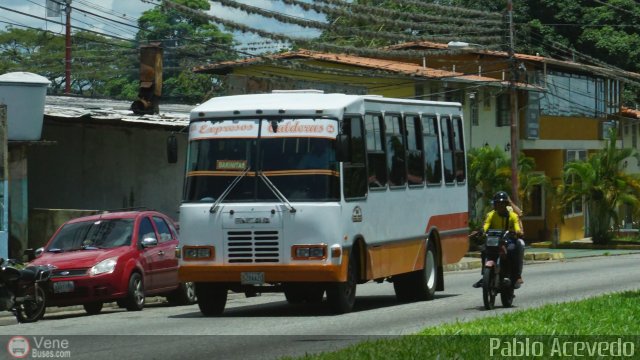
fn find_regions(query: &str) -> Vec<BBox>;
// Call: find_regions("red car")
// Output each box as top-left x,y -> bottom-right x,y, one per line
29,210 -> 196,315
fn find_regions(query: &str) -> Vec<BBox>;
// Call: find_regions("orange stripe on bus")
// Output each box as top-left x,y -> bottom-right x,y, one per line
179,254 -> 349,283
366,239 -> 426,280
425,212 -> 469,265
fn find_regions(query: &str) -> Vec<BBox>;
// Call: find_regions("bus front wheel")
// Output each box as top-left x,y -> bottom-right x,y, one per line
195,283 -> 227,316
326,253 -> 358,314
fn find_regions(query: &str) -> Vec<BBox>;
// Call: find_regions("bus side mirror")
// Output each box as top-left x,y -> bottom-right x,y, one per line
167,134 -> 178,164
336,134 -> 350,162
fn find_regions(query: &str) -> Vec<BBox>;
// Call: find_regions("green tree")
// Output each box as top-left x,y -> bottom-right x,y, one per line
559,129 -> 640,244
0,27 -> 138,97
136,0 -> 236,103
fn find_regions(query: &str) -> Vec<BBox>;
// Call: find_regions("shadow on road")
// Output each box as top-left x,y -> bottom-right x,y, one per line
169,293 -> 460,319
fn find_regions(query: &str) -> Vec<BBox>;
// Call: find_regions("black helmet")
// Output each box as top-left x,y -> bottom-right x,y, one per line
492,191 -> 509,205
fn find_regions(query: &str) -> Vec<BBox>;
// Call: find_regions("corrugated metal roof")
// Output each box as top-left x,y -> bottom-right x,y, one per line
44,96 -> 191,128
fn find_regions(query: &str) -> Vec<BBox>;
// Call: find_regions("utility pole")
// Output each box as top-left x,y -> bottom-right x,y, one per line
65,0 -> 72,94
507,0 -> 519,205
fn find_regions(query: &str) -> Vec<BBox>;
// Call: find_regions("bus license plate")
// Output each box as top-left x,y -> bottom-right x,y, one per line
241,272 -> 264,285
53,281 -> 75,294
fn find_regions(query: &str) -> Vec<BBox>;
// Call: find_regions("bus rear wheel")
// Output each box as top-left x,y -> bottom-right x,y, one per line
326,253 -> 357,314
393,241 -> 437,302
195,283 -> 227,316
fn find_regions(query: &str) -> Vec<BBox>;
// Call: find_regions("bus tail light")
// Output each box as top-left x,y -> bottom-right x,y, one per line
183,246 -> 215,261
292,245 -> 327,260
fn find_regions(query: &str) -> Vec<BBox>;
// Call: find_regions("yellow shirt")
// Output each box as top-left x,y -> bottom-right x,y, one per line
482,209 -> 522,233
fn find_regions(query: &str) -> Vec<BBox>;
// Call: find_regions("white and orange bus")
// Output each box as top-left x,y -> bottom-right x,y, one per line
177,90 -> 469,315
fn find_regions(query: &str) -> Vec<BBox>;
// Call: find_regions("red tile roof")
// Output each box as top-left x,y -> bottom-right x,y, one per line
193,49 -> 540,90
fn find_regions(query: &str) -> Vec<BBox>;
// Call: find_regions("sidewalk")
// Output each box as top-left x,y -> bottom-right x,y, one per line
444,245 -> 640,272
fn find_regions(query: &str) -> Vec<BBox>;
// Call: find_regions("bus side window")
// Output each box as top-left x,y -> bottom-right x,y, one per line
385,113 -> 407,187
440,116 -> 455,184
365,113 -> 387,189
422,115 -> 442,185
453,116 -> 466,183
405,114 -> 424,186
343,116 -> 368,199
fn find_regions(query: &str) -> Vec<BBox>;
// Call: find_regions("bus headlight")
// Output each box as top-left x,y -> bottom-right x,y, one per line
292,245 -> 327,260
183,246 -> 215,261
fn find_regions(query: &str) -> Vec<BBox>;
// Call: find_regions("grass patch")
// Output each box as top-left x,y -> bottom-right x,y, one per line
286,290 -> 640,360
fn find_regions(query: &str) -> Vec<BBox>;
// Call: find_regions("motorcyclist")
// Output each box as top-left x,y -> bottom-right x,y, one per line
472,191 -> 525,289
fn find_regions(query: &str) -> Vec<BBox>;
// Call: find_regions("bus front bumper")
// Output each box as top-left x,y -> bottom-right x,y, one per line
179,262 -> 348,283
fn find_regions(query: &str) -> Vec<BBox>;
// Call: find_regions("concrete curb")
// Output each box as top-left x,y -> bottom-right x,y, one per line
444,251 -> 564,273
530,242 -> 640,250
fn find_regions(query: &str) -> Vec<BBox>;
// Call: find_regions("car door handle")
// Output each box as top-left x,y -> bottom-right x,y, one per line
158,251 -> 165,256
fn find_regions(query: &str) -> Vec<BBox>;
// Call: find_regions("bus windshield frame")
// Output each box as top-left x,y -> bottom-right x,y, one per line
183,117 -> 340,203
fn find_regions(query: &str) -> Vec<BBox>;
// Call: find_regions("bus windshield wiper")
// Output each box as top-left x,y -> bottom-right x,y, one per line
210,167 -> 250,213
258,171 -> 296,213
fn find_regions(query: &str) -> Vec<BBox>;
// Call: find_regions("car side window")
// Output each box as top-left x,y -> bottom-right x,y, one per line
153,216 -> 174,243
138,217 -> 157,244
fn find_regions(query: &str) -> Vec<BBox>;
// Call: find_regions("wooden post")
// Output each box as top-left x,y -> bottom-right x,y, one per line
0,105 -> 8,259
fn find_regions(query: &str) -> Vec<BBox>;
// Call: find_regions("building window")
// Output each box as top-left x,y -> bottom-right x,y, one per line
523,175 -> 545,220
496,93 -> 510,127
564,150 -> 587,217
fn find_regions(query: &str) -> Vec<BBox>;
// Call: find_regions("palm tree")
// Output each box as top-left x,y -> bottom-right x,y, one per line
467,146 -> 510,226
558,128 -> 640,244
467,146 -> 549,227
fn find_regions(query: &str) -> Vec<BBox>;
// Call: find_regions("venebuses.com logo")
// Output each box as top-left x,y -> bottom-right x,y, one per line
6,336 -> 71,358
7,336 -> 30,359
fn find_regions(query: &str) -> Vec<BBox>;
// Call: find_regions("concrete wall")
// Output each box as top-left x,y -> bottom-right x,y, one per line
27,121 -> 187,228
28,208 -> 101,250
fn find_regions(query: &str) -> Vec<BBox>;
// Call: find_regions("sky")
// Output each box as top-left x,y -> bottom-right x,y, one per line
0,0 -> 324,55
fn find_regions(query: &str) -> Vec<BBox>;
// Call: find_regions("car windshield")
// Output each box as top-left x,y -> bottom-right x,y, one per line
47,219 -> 134,251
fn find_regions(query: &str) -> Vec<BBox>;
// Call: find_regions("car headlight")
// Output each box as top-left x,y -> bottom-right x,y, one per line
90,257 -> 118,276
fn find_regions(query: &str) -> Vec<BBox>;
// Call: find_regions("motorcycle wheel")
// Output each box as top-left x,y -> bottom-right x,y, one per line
501,286 -> 514,308
482,267 -> 496,310
15,286 -> 46,323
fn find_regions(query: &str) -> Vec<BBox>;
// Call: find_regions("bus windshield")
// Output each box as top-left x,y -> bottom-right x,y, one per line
183,118 -> 340,203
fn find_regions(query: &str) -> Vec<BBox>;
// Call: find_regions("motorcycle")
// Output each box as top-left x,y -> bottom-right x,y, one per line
0,258 -> 51,323
481,229 -> 518,310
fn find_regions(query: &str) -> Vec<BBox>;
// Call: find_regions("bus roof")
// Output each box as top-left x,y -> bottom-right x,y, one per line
190,92 -> 461,121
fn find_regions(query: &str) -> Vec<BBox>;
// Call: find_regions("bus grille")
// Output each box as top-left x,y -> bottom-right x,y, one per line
226,230 -> 280,263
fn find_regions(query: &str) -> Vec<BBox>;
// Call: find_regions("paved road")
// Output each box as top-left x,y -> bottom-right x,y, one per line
0,254 -> 638,359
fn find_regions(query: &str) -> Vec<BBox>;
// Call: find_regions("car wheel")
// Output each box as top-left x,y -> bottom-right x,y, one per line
125,273 -> 145,311
167,282 -> 197,306
83,302 -> 103,315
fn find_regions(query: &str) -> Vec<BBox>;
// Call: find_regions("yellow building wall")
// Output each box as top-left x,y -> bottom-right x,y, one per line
521,149 -> 585,243
232,63 -> 415,98
539,116 -> 600,140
